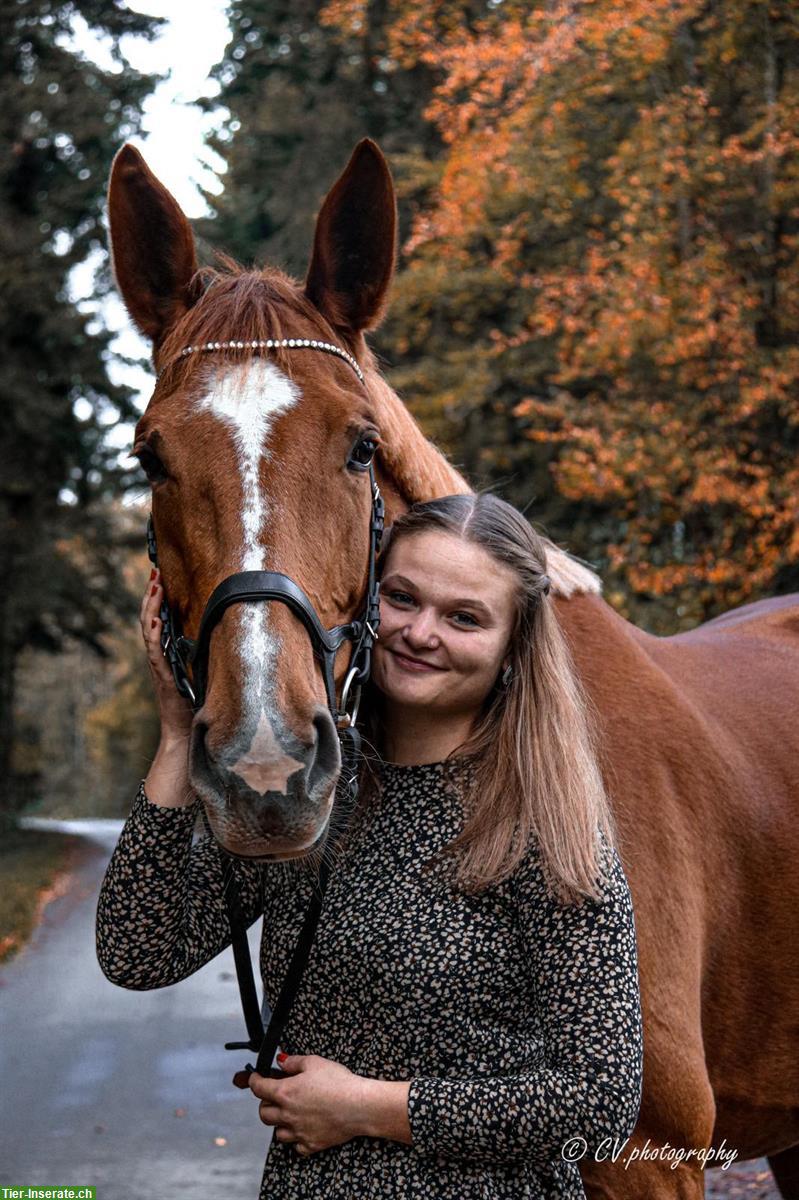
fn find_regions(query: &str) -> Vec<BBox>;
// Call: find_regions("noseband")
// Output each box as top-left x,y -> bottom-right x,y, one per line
146,336 -> 385,800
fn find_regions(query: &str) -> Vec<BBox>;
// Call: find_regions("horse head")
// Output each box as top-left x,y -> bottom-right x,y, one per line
107,138 -> 449,861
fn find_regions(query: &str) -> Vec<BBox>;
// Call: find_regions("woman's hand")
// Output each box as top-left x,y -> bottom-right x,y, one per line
141,568 -> 194,808
245,1056 -> 376,1156
140,567 -> 193,740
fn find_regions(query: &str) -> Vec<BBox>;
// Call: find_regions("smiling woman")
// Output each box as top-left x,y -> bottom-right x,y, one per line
374,532 -> 519,737
97,489 -> 643,1200
96,137 -> 642,1199
359,492 -> 611,903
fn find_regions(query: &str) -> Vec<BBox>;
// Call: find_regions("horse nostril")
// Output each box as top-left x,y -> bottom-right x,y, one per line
308,707 -> 341,798
191,720 -> 218,775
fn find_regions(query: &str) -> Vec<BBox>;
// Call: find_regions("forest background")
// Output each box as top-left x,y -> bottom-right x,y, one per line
3,0 -> 798,825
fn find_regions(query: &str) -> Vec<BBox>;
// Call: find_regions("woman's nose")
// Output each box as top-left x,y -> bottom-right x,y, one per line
403,612 -> 440,648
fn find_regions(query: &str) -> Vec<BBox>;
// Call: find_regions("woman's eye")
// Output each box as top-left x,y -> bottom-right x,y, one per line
452,612 -> 479,627
134,446 -> 168,485
348,435 -> 378,470
386,589 -> 414,605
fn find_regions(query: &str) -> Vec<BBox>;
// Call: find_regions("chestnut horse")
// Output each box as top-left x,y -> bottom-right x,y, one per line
107,138 -> 799,1198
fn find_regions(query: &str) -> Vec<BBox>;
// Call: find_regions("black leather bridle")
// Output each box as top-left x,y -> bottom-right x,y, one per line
146,459 -> 384,797
143,337 -> 386,1080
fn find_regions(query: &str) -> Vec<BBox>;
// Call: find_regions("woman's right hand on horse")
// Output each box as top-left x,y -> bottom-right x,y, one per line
141,568 -> 195,808
141,568 -> 194,743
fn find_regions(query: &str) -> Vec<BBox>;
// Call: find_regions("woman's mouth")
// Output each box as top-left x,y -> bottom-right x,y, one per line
389,649 -> 444,673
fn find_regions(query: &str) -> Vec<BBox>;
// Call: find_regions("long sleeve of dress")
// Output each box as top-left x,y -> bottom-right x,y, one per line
95,781 -> 267,990
405,828 -> 644,1165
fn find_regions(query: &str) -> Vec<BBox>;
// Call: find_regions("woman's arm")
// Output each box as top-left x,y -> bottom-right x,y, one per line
399,830 -> 644,1164
95,781 -> 267,989
95,568 -> 268,989
143,729 -> 194,809
358,1080 -> 413,1144
139,567 -> 196,808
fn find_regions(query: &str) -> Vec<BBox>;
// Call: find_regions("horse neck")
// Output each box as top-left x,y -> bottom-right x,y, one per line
364,365 -> 469,509
363,356 -> 606,603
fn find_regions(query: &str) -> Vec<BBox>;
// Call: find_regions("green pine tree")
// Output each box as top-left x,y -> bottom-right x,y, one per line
0,1 -> 162,820
199,0 -> 441,274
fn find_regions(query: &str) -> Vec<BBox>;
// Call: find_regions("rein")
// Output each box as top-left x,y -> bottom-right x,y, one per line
145,336 -> 385,1079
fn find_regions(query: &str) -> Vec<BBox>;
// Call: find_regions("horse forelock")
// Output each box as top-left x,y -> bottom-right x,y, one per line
154,258 -> 353,388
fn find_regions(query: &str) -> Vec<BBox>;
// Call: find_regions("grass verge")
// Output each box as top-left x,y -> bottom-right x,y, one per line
0,826 -> 84,964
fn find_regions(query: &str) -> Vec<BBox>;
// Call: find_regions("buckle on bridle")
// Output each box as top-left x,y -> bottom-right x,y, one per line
338,665 -> 362,727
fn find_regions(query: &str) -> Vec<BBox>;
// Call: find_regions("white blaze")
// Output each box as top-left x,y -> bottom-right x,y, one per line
196,360 -> 304,791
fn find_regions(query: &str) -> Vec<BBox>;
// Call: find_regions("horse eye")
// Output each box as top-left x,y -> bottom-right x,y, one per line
135,445 -> 168,485
348,435 -> 378,471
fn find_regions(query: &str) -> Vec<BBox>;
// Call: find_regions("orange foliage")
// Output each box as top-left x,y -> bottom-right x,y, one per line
320,0 -> 799,612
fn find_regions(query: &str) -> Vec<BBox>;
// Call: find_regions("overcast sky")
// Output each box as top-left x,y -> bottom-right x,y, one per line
70,0 -> 232,442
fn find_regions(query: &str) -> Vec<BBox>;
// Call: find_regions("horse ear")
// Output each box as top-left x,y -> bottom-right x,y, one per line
304,138 -> 397,336
107,144 -> 199,346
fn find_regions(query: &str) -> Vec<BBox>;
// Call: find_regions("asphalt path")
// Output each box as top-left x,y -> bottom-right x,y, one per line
0,818 -> 269,1200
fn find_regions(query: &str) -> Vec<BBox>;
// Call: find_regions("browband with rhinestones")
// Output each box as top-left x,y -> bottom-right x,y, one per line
158,337 -> 365,384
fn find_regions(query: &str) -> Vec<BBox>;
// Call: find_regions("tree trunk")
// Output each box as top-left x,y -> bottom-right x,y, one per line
0,517 -> 18,826
758,5 -> 783,347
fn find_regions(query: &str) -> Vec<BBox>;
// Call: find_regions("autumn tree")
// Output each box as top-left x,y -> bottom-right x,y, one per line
320,0 -> 799,629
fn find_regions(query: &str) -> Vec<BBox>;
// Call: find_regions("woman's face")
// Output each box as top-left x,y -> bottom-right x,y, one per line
371,530 -> 519,718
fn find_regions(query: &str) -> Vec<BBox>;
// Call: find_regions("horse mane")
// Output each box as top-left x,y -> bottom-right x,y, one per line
157,257 -> 602,601
360,348 -> 602,601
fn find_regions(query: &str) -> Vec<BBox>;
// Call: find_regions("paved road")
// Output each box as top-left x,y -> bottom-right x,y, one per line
0,818 -> 269,1200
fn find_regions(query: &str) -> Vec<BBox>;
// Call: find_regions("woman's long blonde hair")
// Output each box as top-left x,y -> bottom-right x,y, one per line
358,492 -> 617,906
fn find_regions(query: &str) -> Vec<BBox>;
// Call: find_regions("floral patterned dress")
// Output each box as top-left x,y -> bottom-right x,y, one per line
96,759 -> 643,1199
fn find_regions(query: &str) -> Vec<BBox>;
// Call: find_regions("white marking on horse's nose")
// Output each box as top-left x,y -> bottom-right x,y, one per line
229,710 -> 305,796
196,359 -> 300,576
196,359 -> 301,728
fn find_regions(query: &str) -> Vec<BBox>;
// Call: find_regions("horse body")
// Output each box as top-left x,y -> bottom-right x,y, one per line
668,600 -> 799,1158
553,589 -> 799,1191
108,136 -> 799,1196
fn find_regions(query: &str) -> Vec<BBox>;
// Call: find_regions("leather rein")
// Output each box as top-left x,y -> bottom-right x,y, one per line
145,337 -> 385,1080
